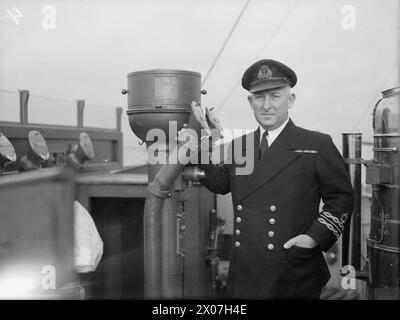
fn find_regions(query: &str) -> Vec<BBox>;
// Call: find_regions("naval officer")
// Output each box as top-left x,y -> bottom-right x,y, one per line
198,59 -> 354,299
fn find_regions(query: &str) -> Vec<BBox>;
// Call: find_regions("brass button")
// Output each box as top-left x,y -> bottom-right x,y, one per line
235,241 -> 241,248
236,217 -> 242,223
267,243 -> 274,250
269,205 -> 277,212
268,231 -> 275,238
235,229 -> 241,235
237,205 -> 243,211
269,218 -> 276,225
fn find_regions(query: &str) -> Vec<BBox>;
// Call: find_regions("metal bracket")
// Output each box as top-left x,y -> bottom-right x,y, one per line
372,147 -> 399,152
343,158 -> 366,165
147,183 -> 173,199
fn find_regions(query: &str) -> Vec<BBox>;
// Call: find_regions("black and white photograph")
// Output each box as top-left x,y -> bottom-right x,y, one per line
0,0 -> 399,307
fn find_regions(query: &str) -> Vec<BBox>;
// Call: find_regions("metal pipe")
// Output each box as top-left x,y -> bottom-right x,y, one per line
143,114 -> 203,299
116,107 -> 123,131
19,90 -> 29,125
76,100 -> 85,128
342,133 -> 362,270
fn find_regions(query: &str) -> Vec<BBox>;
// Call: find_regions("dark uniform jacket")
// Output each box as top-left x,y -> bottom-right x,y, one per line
199,119 -> 354,299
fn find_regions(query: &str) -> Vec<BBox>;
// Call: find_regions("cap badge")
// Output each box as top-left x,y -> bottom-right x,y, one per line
257,65 -> 272,80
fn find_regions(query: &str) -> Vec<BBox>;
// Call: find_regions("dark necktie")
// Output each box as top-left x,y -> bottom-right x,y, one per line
259,130 -> 269,160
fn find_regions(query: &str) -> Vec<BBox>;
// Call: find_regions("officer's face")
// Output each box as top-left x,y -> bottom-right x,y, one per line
248,86 -> 295,131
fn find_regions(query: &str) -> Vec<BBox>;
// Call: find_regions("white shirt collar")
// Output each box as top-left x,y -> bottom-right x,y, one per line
259,117 -> 290,147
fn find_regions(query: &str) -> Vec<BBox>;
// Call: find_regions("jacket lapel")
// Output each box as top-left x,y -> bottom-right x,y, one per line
236,119 -> 300,202
231,128 -> 259,197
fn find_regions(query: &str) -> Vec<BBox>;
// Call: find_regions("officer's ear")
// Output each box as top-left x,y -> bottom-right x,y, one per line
288,92 -> 296,109
247,95 -> 255,110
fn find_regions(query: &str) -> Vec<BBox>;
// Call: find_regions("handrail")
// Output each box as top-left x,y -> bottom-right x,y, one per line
0,89 -> 122,131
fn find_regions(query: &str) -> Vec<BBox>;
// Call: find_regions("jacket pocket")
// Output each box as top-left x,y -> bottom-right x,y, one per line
283,246 -> 331,294
285,246 -> 320,267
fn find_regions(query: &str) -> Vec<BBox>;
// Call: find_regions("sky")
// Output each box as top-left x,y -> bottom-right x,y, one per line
0,0 -> 398,166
